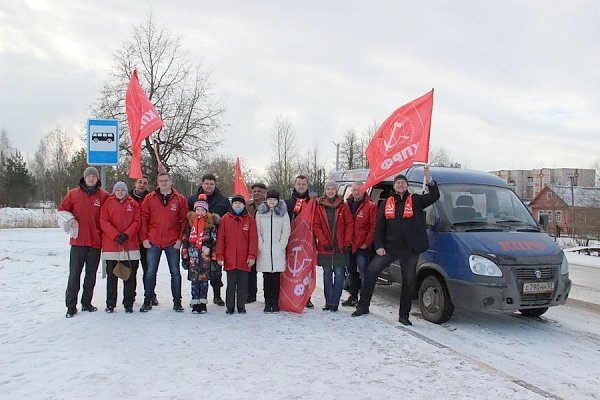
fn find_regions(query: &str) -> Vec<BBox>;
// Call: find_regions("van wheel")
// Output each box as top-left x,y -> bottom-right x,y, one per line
107,139 -> 112,143
419,275 -> 454,324
93,138 -> 98,143
519,307 -> 548,317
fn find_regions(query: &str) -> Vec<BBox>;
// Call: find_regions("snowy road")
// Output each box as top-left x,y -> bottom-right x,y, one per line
1,228 -> 600,399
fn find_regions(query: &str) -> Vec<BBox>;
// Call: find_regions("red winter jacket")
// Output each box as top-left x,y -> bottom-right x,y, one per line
347,194 -> 378,252
216,210 -> 258,272
58,179 -> 110,248
99,195 -> 141,252
140,188 -> 188,248
314,195 -> 353,255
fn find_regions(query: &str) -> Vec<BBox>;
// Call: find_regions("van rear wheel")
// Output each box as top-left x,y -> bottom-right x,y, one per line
519,307 -> 548,317
418,274 -> 454,324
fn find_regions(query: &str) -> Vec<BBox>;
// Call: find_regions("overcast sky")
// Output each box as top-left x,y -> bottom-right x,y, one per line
1,0 -> 599,177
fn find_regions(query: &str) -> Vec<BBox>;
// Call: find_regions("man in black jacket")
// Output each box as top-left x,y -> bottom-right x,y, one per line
352,166 -> 439,325
188,173 -> 232,306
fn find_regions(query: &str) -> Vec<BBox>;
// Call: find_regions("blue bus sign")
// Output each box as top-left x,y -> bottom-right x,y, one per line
87,119 -> 119,165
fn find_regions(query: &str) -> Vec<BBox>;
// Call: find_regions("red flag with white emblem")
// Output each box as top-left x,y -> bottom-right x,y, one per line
279,198 -> 317,313
362,90 -> 433,190
233,158 -> 250,201
125,70 -> 164,179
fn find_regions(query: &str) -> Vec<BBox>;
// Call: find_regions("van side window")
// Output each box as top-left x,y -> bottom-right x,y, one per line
370,184 -> 392,208
342,186 -> 352,200
337,185 -> 346,197
410,184 -> 435,227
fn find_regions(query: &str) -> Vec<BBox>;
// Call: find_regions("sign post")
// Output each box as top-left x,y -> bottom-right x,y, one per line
87,119 -> 119,188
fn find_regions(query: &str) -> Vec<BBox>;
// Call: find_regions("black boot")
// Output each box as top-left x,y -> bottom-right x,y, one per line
105,306 -> 114,313
198,303 -> 207,313
82,304 -> 98,312
351,307 -> 370,317
329,305 -> 339,312
140,299 -> 152,312
305,298 -> 314,309
398,316 -> 412,326
272,301 -> 280,313
173,300 -> 184,312
65,307 -> 77,318
192,304 -> 201,314
151,294 -> 159,306
342,295 -> 358,307
322,305 -> 331,311
213,289 -> 225,306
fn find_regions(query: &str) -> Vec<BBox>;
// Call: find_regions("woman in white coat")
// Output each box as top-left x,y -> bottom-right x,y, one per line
256,190 -> 291,312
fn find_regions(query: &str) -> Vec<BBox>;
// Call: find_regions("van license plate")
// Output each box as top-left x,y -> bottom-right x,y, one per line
523,282 -> 554,294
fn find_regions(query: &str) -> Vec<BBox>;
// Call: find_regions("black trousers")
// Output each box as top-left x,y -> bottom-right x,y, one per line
248,265 -> 258,300
357,253 -> 419,318
262,272 -> 281,306
225,270 -> 249,311
65,245 -> 101,309
106,260 -> 139,308
210,261 -> 223,291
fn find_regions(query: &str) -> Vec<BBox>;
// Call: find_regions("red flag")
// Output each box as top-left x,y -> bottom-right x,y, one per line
362,90 -> 434,190
233,158 -> 250,201
279,198 -> 317,313
125,70 -> 164,179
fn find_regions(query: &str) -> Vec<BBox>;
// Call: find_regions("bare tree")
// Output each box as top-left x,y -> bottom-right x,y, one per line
428,145 -> 456,167
593,160 -> 600,187
300,140 -> 327,195
93,14 -> 225,175
266,117 -> 299,196
339,129 -> 358,170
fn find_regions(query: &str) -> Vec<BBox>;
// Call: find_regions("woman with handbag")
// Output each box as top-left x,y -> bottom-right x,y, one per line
99,181 -> 142,313
181,194 -> 220,314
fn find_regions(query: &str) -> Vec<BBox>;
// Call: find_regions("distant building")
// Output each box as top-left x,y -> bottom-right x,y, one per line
528,185 -> 600,237
490,168 -> 596,201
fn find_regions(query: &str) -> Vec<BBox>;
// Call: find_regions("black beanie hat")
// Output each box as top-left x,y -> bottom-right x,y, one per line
266,190 -> 280,201
231,194 -> 246,205
393,174 -> 408,184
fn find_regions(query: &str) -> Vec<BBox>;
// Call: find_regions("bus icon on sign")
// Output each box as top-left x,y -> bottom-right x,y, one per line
92,132 -> 115,143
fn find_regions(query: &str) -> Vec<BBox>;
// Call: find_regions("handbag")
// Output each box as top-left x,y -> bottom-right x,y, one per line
113,247 -> 132,281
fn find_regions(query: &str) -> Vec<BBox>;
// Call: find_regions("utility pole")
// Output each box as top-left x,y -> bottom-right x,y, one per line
569,169 -> 579,238
332,141 -> 340,171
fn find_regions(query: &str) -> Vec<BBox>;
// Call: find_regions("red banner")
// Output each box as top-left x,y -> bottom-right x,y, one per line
279,198 -> 317,313
362,90 -> 434,190
233,158 -> 250,201
125,70 -> 164,179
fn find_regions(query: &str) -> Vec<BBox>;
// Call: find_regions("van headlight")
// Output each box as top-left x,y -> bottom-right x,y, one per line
469,255 -> 503,277
561,256 -> 569,275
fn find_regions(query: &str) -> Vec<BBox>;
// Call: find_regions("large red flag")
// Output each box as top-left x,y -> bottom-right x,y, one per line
362,89 -> 434,190
233,158 -> 250,201
125,70 -> 164,179
279,198 -> 317,313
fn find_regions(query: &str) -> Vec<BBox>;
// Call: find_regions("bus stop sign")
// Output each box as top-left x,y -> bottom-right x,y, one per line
87,119 -> 119,165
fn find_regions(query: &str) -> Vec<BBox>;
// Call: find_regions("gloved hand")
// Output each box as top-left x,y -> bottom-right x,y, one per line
343,245 -> 352,255
116,233 -> 128,244
324,245 -> 333,251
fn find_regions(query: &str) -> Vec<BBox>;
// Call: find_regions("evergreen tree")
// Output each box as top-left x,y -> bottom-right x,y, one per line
1,150 -> 34,207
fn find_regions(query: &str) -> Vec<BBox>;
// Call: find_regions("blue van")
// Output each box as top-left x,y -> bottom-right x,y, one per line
329,166 -> 572,323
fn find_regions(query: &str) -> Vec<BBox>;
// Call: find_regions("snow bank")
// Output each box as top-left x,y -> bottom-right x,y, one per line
0,207 -> 57,228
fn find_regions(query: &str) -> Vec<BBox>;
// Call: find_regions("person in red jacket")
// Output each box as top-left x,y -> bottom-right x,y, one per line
139,172 -> 188,313
216,194 -> 258,314
314,181 -> 353,312
342,182 -> 378,307
58,167 -> 110,318
100,181 -> 141,313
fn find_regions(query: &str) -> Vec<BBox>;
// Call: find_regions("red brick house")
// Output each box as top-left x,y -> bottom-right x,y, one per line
528,185 -> 600,237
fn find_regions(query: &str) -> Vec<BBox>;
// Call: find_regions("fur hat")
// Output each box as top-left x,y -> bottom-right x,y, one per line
112,181 -> 128,193
83,166 -> 99,179
231,194 -> 246,205
194,193 -> 209,211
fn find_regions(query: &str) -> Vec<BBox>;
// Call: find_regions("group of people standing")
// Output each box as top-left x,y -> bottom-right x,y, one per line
59,164 -> 439,326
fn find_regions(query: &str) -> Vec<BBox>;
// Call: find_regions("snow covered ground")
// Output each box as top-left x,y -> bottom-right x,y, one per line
2,228 -> 600,399
0,207 -> 57,228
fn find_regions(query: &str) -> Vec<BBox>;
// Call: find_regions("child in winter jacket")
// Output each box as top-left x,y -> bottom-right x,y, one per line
256,190 -> 290,312
216,194 -> 258,314
182,194 -> 219,314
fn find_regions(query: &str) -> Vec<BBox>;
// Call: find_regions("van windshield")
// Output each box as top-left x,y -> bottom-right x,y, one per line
438,184 -> 537,227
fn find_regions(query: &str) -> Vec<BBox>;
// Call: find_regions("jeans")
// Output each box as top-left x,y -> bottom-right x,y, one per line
322,265 -> 346,306
65,245 -> 101,309
357,253 -> 418,318
145,245 -> 181,302
347,249 -> 370,298
191,280 -> 209,303
106,260 -> 139,308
